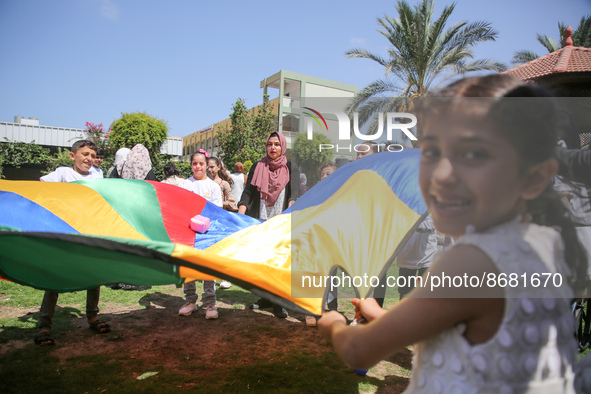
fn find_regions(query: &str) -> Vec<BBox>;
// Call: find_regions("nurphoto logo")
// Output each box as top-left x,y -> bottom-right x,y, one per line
303,108 -> 417,153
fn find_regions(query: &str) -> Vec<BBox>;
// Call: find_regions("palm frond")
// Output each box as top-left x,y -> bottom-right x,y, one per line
345,0 -> 503,128
511,50 -> 539,66
457,59 -> 507,73
345,48 -> 389,67
536,33 -> 560,53
573,15 -> 591,47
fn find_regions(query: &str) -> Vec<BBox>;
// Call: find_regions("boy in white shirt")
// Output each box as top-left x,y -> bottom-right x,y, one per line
40,141 -> 101,182
35,140 -> 110,345
89,148 -> 104,178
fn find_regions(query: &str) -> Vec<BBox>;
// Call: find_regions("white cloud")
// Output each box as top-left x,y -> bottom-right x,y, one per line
100,0 -> 119,20
349,37 -> 366,46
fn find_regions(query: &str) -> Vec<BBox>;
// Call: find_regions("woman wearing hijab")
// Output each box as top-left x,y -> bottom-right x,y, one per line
107,144 -> 156,291
107,147 -> 131,178
119,144 -> 157,181
238,131 -> 300,318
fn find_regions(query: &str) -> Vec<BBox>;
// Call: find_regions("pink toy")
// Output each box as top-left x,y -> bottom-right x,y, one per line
190,215 -> 210,234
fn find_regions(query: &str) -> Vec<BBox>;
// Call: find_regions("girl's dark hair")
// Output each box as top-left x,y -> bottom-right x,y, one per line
208,157 -> 233,185
190,151 -> 207,162
163,162 -> 180,178
427,74 -> 588,294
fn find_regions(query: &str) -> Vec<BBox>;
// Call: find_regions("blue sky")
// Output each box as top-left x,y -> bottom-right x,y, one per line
1,0 -> 589,138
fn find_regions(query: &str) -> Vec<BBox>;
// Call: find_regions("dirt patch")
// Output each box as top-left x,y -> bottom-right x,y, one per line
1,288 -> 412,392
48,296 -> 331,366
0,306 -> 39,319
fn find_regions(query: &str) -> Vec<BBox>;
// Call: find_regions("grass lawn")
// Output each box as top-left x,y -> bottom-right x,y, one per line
0,267 -> 413,394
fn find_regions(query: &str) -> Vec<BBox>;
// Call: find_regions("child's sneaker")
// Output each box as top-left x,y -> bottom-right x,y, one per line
205,305 -> 218,320
219,280 -> 232,289
179,302 -> 197,316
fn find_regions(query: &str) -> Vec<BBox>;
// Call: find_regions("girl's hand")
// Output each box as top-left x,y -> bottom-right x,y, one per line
318,311 -> 347,340
352,298 -> 385,323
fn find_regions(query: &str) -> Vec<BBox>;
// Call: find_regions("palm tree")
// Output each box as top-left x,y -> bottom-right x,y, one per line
346,0 -> 506,130
512,15 -> 591,66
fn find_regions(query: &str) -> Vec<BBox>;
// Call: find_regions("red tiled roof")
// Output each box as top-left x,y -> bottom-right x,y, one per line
504,46 -> 591,80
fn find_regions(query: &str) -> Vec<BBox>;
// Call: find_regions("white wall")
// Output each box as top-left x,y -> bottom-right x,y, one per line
304,83 -> 355,98
0,122 -> 183,156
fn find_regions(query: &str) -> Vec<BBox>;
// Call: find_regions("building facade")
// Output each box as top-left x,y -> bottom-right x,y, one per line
182,70 -> 358,158
1,117 -> 183,156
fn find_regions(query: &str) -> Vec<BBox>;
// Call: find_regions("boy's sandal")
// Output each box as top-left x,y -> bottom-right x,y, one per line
89,320 -> 111,334
34,330 -> 55,346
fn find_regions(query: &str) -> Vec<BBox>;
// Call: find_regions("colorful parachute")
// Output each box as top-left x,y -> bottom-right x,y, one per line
0,149 -> 426,315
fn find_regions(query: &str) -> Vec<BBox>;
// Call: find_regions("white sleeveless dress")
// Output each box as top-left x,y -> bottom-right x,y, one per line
404,218 -> 577,394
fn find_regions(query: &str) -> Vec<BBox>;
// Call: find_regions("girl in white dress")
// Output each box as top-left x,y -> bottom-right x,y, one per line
318,74 -> 588,393
178,150 -> 222,320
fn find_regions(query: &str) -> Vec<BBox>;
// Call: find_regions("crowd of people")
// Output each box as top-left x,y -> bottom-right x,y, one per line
31,73 -> 591,392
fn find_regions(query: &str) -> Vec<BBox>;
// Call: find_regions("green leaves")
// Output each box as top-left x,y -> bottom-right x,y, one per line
217,95 -> 277,170
0,139 -> 52,178
511,14 -> 591,66
109,112 -> 169,163
291,133 -> 333,187
345,0 -> 506,132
